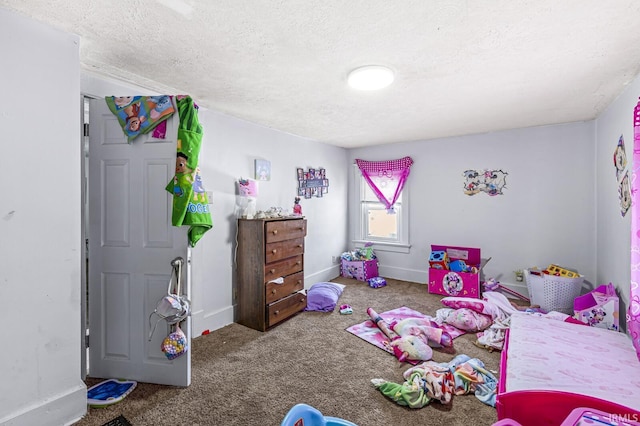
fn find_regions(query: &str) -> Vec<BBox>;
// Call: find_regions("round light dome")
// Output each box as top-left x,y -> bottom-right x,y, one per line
347,65 -> 395,90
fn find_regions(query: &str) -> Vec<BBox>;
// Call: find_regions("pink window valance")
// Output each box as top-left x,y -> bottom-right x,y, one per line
356,156 -> 413,213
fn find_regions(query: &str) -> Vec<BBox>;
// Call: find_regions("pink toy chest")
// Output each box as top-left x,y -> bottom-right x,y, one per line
428,245 -> 483,298
341,259 -> 378,282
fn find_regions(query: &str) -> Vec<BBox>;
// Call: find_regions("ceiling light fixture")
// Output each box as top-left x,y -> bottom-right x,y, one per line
347,65 -> 395,90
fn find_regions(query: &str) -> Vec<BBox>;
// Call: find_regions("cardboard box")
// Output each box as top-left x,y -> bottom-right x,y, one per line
428,245 -> 486,298
341,259 -> 378,282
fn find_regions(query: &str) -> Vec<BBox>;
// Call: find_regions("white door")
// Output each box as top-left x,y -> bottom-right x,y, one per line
88,98 -> 191,386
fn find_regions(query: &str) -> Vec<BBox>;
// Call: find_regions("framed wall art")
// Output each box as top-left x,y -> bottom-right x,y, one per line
297,167 -> 329,198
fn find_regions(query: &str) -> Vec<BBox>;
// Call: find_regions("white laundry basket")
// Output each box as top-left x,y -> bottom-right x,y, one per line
524,269 -> 584,314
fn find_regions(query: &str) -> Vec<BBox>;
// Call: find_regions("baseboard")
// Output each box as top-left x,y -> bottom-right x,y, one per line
191,305 -> 234,338
378,265 -> 427,284
0,383 -> 87,426
304,265 -> 341,288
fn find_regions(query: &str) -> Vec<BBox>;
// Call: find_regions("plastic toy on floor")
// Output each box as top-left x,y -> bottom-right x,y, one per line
280,403 -> 357,426
483,278 -> 531,304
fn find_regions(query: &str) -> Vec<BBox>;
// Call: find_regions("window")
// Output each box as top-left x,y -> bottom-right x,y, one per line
353,166 -> 410,253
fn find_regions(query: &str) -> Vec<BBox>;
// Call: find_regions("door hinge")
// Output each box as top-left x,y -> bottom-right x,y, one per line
85,334 -> 90,348
83,123 -> 90,137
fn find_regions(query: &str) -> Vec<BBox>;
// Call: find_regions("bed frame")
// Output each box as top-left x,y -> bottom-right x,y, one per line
496,314 -> 640,425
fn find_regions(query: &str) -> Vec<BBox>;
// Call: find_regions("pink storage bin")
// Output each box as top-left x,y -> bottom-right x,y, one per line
428,245 -> 486,298
340,259 -> 378,282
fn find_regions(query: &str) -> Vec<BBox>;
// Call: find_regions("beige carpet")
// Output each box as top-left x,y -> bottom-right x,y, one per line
75,277 -> 502,426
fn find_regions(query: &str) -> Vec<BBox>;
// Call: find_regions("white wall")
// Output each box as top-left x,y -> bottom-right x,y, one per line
189,110 -> 349,335
0,9 -> 87,426
348,121 -> 597,296
595,74 -> 640,328
81,76 -> 350,337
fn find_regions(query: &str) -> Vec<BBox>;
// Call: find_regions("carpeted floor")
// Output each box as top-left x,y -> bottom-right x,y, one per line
74,277 -> 502,426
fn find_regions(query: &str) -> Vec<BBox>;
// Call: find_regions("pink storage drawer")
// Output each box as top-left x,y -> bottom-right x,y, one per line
340,259 -> 378,282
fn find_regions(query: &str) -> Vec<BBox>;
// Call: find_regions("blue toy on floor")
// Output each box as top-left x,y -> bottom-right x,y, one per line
281,403 -> 358,426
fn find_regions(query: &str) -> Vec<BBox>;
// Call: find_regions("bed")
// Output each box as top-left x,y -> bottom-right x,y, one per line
496,312 -> 640,425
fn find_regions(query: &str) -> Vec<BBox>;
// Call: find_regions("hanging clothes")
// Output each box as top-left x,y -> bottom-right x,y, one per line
105,95 -> 175,142
166,95 -> 212,247
356,156 -> 413,213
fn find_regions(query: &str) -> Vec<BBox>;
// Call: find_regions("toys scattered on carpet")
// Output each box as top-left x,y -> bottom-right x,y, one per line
367,277 -> 386,288
367,307 -> 454,363
339,304 -> 353,315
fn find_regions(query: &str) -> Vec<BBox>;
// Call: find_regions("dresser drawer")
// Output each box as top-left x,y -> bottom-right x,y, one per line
264,254 -> 303,282
265,219 -> 307,244
265,272 -> 304,304
267,291 -> 306,327
265,238 -> 304,263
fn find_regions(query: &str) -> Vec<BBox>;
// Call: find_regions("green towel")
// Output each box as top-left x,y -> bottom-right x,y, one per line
166,96 -> 212,247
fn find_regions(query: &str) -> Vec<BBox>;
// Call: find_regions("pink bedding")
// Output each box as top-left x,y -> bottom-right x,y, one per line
503,312 -> 640,413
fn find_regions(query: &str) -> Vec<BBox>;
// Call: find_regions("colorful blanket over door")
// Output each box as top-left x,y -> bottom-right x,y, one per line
105,95 -> 175,142
166,95 -> 212,247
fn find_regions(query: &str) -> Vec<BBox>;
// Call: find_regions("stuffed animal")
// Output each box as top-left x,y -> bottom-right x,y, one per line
367,308 -> 453,363
389,334 -> 433,363
390,318 -> 453,350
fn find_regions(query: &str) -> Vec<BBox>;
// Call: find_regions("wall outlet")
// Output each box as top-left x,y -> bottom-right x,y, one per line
331,255 -> 340,264
206,191 -> 214,204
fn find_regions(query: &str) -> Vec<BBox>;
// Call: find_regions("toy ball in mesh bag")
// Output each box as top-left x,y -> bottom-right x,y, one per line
161,326 -> 188,360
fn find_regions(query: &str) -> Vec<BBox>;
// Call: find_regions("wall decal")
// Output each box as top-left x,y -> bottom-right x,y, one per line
463,169 -> 508,196
619,171 -> 631,217
297,167 -> 329,199
614,134 -> 627,182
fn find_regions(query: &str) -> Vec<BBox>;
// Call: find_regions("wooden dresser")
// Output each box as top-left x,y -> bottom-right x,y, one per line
236,217 -> 307,331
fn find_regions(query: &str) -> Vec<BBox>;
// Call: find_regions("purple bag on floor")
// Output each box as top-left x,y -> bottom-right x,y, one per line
304,282 -> 345,312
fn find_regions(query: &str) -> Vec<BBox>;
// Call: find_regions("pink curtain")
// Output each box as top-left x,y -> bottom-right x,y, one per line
630,100 -> 640,360
356,157 -> 413,213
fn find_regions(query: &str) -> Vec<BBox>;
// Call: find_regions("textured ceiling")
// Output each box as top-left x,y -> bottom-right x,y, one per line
3,1 -> 640,148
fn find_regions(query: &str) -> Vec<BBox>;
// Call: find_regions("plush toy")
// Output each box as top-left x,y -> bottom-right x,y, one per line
367,308 -> 453,363
390,318 -> 454,351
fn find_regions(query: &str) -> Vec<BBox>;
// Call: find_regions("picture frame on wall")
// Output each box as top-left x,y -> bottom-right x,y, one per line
255,159 -> 271,181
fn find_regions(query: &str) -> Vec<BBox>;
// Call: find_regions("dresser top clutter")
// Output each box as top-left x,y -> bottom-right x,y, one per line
236,216 -> 307,331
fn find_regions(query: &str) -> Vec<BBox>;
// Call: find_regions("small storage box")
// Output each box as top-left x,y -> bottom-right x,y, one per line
428,245 -> 486,298
341,259 -> 378,282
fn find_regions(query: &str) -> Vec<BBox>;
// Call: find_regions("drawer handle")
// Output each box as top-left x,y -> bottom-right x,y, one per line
297,244 -> 303,248
272,249 -> 277,254
297,261 -> 301,265
274,310 -> 280,315
272,229 -> 278,235
297,280 -> 302,284
270,269 -> 276,274
300,298 -> 305,303
272,289 -> 277,294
